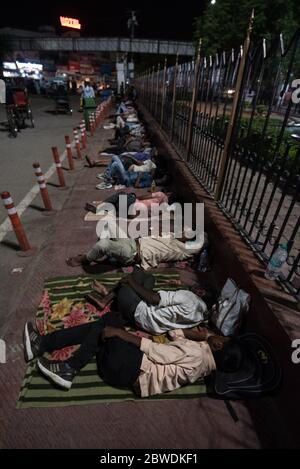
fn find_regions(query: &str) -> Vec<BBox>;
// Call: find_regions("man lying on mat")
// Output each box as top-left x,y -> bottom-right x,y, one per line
66,231 -> 203,270
87,266 -> 208,335
23,314 -> 235,396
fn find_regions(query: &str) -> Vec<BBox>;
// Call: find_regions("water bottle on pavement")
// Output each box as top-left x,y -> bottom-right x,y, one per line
151,180 -> 157,193
265,244 -> 288,280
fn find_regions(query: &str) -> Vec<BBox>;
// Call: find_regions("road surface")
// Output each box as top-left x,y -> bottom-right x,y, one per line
0,94 -> 92,224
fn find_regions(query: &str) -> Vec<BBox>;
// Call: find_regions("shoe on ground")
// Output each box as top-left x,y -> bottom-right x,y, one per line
23,322 -> 42,362
96,182 -> 113,190
103,123 -> 115,130
85,202 -> 98,213
97,174 -> 112,182
37,357 -> 76,390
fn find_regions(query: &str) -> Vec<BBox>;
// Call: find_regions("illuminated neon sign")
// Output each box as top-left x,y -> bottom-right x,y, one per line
60,16 -> 81,30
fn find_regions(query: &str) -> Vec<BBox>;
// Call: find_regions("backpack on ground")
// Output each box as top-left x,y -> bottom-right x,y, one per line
207,333 -> 282,401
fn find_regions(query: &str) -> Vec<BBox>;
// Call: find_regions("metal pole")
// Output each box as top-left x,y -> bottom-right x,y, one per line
148,67 -> 152,108
144,69 -> 148,106
143,71 -> 148,102
186,39 -> 202,162
171,54 -> 179,141
160,58 -> 168,127
151,66 -> 155,114
155,63 -> 161,119
145,68 -> 149,105
215,10 -> 255,200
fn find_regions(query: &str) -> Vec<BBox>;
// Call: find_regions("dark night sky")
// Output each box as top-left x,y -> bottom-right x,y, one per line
0,1 -> 206,41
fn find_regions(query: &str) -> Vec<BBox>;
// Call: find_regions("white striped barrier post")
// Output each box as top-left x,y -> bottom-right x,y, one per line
65,135 -> 74,170
96,108 -> 100,126
80,120 -> 87,148
73,128 -> 82,159
52,146 -> 66,187
89,114 -> 94,136
1,191 -> 35,255
33,163 -> 53,211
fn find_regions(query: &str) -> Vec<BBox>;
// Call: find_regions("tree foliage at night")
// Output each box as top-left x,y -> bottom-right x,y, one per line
194,0 -> 300,54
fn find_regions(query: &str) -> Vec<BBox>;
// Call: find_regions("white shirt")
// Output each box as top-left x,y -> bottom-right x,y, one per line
83,86 -> 95,99
134,290 -> 207,335
130,160 -> 156,173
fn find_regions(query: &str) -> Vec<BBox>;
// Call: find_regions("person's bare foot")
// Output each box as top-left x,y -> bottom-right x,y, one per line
66,255 -> 89,267
86,294 -> 112,310
92,280 -> 110,296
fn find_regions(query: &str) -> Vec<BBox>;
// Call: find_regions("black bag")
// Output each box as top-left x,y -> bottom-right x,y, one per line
208,333 -> 282,400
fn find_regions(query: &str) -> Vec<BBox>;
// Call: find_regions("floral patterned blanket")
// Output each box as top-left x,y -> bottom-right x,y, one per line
17,272 -> 207,409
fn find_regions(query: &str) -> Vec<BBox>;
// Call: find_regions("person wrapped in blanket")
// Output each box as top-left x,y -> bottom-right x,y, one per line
23,268 -> 236,396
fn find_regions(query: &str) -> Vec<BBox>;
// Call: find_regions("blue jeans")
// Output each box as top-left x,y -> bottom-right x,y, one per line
106,155 -> 129,185
104,155 -> 128,185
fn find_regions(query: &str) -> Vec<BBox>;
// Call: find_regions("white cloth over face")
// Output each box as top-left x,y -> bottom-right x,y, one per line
135,290 -> 207,335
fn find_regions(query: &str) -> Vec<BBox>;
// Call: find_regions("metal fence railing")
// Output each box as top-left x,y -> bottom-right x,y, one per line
135,23 -> 300,301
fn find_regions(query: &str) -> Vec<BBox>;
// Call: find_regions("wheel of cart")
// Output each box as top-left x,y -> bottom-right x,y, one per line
5,105 -> 18,138
27,104 -> 35,127
54,85 -> 72,115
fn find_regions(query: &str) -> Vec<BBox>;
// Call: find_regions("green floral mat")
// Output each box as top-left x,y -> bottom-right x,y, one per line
17,273 -> 207,408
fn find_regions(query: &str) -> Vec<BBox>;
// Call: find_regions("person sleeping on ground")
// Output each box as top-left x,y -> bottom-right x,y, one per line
108,116 -> 145,144
88,154 -> 156,179
86,153 -> 146,170
24,314 -> 237,395
85,191 -> 170,215
85,148 -> 156,168
115,113 -> 143,133
87,266 -> 208,335
66,230 -> 204,269
101,134 -> 152,155
86,154 -> 155,189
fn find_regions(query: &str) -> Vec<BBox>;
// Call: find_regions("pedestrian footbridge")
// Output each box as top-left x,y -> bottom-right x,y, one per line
10,37 -> 195,56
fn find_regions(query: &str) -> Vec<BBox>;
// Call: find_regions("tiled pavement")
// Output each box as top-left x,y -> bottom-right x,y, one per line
0,114 -> 262,449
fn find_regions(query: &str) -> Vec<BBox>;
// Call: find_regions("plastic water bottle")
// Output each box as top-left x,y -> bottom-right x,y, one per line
197,247 -> 210,272
265,244 -> 288,280
151,179 -> 157,193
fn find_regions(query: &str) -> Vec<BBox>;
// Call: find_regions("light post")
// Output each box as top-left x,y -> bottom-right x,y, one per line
127,10 -> 138,81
